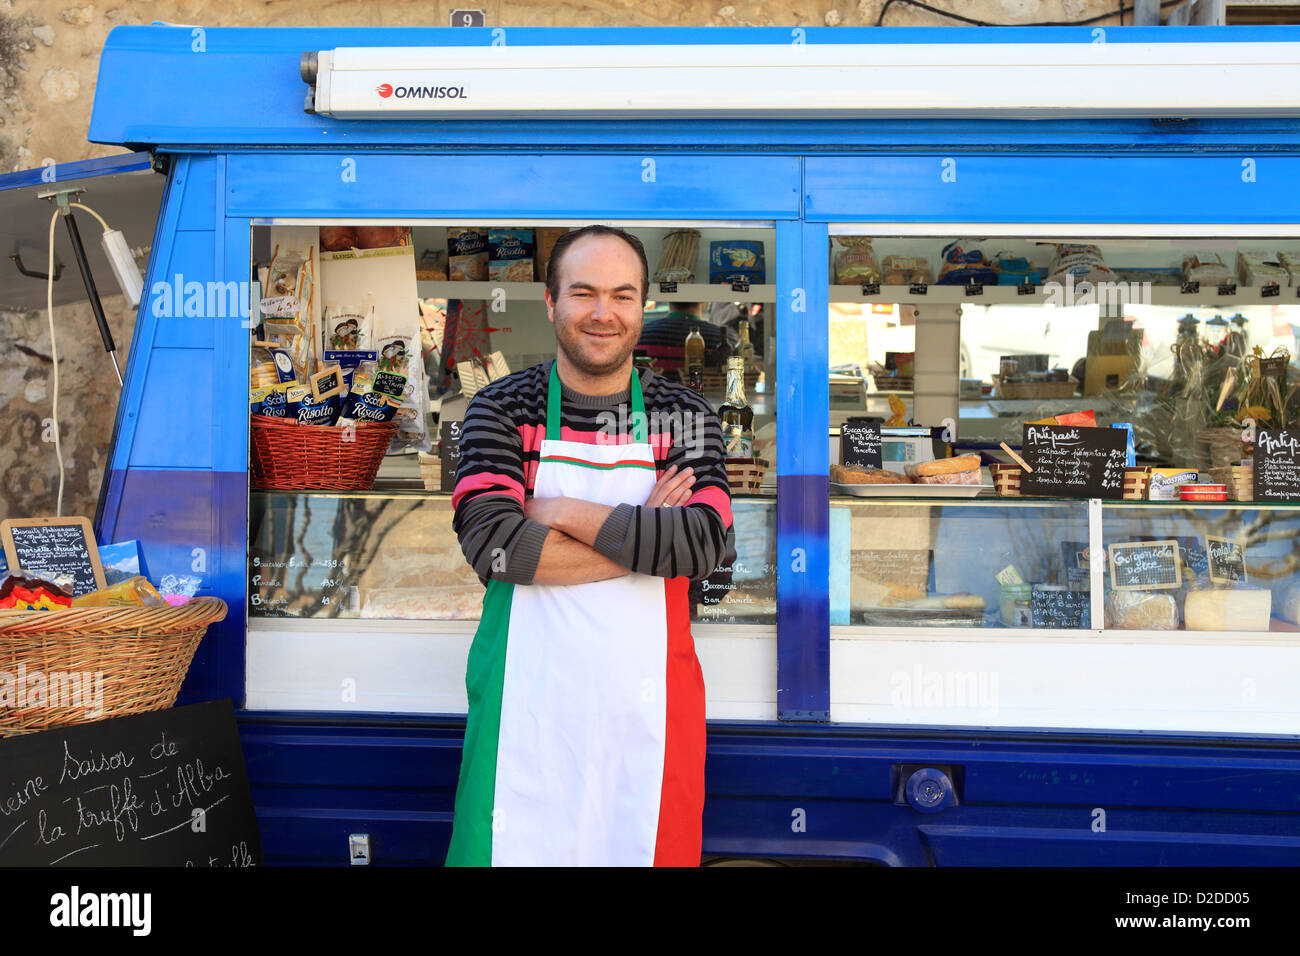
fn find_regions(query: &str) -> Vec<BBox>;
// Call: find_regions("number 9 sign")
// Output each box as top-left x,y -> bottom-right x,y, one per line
450,9 -> 486,27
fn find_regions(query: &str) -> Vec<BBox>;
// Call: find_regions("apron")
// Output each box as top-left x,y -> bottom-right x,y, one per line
446,363 -> 706,867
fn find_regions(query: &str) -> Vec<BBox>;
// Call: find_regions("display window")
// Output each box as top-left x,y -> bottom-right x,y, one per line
244,219 -> 780,713
828,228 -> 1300,637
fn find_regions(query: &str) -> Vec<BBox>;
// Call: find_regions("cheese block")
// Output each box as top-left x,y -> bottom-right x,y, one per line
1106,591 -> 1178,630
1184,587 -> 1271,631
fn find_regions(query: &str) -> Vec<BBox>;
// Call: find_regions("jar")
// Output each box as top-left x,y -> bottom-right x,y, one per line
1000,583 -> 1033,627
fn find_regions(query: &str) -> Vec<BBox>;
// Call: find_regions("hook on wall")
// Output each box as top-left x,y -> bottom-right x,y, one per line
9,253 -> 65,282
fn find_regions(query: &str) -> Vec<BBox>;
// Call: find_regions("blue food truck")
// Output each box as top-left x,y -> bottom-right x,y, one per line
4,22 -> 1300,864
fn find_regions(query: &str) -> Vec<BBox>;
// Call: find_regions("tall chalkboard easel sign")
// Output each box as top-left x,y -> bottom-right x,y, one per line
0,515 -> 106,597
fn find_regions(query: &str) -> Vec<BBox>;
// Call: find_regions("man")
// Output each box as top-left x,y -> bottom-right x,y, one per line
445,225 -> 733,867
636,300 -> 729,374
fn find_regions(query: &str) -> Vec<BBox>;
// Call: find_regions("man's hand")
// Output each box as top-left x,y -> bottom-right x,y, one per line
645,464 -> 695,507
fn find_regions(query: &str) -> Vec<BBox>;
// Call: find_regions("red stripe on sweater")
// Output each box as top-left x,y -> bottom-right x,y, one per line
451,471 -> 525,510
686,484 -> 733,528
653,577 -> 706,867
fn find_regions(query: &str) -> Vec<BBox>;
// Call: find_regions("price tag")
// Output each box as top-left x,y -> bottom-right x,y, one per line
373,370 -> 408,397
440,420 -> 463,493
658,281 -> 678,294
1259,357 -> 1287,378
1206,534 -> 1246,584
1218,282 -> 1238,296
1254,429 -> 1300,500
1263,283 -> 1281,298
1017,283 -> 1037,296
860,281 -> 881,297
964,283 -> 984,297
1181,281 -> 1200,295
0,516 -> 105,597
908,283 -> 928,296
1109,539 -> 1182,591
839,420 -> 882,470
730,277 -> 750,293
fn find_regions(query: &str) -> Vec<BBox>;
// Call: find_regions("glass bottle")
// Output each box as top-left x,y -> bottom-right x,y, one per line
737,317 -> 755,372
718,356 -> 755,458
684,326 -> 705,394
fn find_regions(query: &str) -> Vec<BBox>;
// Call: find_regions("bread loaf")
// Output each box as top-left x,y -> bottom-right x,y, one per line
906,454 -> 981,478
832,464 -> 910,484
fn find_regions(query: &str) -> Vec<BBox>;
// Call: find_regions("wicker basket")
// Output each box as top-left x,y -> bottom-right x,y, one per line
990,463 -> 1022,496
725,457 -> 769,494
250,416 -> 398,491
0,597 -> 227,736
1123,466 -> 1152,500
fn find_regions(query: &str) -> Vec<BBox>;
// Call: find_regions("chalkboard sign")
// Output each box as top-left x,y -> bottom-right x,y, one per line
440,420 -> 463,493
840,420 -> 882,470
1259,357 -> 1288,378
0,516 -> 106,597
1032,585 -> 1090,628
1206,535 -> 1246,584
1254,429 -> 1300,501
1019,424 -> 1126,499
0,699 -> 262,867
1109,539 -> 1182,591
373,370 -> 408,399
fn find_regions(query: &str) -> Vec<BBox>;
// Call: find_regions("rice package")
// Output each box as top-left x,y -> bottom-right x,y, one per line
448,227 -> 488,281
339,362 -> 402,424
488,229 -> 535,282
709,240 -> 766,284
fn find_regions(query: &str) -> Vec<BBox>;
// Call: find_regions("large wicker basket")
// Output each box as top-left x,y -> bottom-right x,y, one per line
0,597 -> 227,736
250,416 -> 398,490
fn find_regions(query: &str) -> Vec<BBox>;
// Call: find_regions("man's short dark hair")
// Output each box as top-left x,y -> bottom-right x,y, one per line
546,225 -> 649,304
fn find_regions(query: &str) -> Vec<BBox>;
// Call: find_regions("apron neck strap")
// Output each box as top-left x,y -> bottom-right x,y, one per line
546,361 -> 646,443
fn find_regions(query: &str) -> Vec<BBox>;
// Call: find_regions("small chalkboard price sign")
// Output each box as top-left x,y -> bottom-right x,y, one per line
1254,429 -> 1300,500
1019,424 -> 1127,499
840,420 -> 882,470
0,699 -> 262,866
0,516 -> 105,597
1206,535 -> 1247,584
440,420 -> 463,492
1031,585 -> 1090,628
1109,539 -> 1182,591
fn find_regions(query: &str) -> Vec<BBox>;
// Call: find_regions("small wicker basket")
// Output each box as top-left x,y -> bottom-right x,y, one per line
725,457 -> 769,495
0,597 -> 227,736
990,463 -> 1022,496
250,416 -> 398,491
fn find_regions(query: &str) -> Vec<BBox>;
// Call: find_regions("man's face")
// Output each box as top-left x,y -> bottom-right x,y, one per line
545,234 -> 644,377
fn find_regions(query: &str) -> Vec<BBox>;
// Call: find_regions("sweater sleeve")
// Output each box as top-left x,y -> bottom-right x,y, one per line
450,390 -> 550,586
591,395 -> 733,581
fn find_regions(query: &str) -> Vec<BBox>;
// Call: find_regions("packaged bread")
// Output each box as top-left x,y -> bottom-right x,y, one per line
1277,251 -> 1300,285
881,255 -> 932,285
1184,585 -> 1271,631
832,464 -> 910,484
913,468 -> 982,485
1106,590 -> 1179,630
1237,251 -> 1287,288
1182,253 -> 1234,286
905,454 -> 981,479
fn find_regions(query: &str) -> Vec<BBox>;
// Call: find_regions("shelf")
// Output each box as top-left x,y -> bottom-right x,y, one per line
417,280 -> 777,303
827,283 -> 1300,307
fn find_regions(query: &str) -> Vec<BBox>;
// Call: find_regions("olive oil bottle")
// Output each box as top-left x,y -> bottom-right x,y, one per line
684,326 -> 705,394
718,356 -> 754,458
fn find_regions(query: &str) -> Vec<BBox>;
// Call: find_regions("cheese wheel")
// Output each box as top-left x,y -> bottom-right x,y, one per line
1184,588 -> 1271,631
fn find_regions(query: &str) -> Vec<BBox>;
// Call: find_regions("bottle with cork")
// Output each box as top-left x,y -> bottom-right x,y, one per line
684,326 -> 705,395
718,356 -> 754,458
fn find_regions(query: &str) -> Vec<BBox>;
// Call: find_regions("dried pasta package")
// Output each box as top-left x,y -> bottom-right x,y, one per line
373,309 -> 431,452
655,229 -> 701,283
261,245 -> 314,338
322,301 -> 375,351
72,576 -> 165,608
250,342 -> 297,389
833,237 -> 880,285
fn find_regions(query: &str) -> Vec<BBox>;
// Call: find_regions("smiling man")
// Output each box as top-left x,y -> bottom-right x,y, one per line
444,225 -> 734,867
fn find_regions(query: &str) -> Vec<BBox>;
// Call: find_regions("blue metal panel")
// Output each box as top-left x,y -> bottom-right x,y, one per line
224,152 -> 799,220
0,150 -> 152,191
175,155 -> 220,231
775,218 -> 829,721
130,352 -> 213,467
806,153 -> 1300,223
88,25 -> 1300,151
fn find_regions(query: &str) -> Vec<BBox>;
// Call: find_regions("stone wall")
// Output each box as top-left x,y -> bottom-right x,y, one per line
0,0 -> 1125,522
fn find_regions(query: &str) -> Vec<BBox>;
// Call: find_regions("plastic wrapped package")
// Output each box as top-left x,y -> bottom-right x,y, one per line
1182,252 -> 1234,286
1040,242 -> 1118,287
937,239 -> 998,285
72,576 -> 164,608
833,238 -> 880,285
1105,589 -> 1179,630
880,255 -> 932,284
654,229 -> 700,283
1237,251 -> 1288,287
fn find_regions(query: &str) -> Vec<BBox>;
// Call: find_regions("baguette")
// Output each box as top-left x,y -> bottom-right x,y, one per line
906,454 -> 981,478
832,464 -> 910,484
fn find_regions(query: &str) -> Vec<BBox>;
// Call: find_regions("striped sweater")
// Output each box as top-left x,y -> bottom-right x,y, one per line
451,360 -> 734,586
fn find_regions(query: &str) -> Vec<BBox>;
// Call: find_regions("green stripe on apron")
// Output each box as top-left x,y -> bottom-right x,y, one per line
445,578 -> 515,867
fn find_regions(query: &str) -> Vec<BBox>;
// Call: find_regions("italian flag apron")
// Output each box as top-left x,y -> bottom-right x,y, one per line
446,364 -> 706,867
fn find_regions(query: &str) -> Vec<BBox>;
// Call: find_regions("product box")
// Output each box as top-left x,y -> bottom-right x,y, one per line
709,240 -> 766,284
488,228 -> 535,283
1148,468 -> 1199,500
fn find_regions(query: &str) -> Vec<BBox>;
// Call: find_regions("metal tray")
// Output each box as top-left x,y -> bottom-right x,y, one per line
831,482 -> 994,498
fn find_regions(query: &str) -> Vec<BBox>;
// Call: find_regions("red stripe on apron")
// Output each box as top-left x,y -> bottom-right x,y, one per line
653,576 -> 706,866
